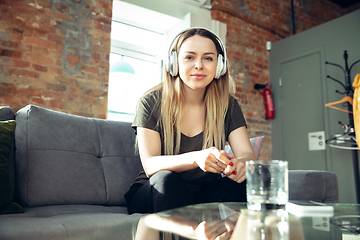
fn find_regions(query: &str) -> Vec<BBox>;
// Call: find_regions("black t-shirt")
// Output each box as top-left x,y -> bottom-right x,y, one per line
131,90 -> 247,192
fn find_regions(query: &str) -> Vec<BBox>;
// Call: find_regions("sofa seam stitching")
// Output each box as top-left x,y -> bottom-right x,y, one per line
93,119 -> 108,204
49,218 -> 70,239
25,148 -> 136,158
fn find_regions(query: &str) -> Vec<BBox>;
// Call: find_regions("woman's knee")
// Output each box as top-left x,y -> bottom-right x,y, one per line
149,170 -> 184,193
149,170 -> 194,212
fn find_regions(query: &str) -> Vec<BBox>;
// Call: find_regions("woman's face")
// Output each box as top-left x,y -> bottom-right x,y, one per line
178,35 -> 218,92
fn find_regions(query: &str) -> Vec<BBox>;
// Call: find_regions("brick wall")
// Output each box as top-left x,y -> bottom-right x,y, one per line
0,0 -> 359,159
211,0 -> 360,159
0,0 -> 112,118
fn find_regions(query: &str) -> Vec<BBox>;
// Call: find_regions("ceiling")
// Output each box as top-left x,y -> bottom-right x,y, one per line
329,0 -> 360,8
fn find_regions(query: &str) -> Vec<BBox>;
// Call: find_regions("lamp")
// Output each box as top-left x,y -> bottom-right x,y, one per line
110,56 -> 135,74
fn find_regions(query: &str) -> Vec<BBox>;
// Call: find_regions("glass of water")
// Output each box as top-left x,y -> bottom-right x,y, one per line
246,160 -> 288,211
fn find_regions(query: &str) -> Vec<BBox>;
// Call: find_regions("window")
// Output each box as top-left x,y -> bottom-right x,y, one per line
108,22 -> 164,122
108,1 -> 217,122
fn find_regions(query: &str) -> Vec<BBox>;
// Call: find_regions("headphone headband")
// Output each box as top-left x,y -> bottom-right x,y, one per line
165,27 -> 227,78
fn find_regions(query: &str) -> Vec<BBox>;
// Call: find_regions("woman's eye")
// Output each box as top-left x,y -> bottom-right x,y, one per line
185,56 -> 193,60
205,57 -> 213,61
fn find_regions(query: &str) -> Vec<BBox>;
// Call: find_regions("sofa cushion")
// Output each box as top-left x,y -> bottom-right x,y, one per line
0,120 -> 24,214
15,105 -> 143,207
289,170 -> 339,203
0,205 -> 143,240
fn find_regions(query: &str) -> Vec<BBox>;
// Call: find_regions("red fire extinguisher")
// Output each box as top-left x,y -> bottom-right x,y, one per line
254,83 -> 275,119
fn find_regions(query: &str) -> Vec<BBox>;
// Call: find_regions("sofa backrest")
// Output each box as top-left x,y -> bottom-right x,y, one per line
289,170 -> 339,203
15,105 -> 143,207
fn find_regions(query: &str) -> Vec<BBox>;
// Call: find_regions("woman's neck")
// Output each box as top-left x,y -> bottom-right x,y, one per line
181,86 -> 206,138
183,86 -> 206,106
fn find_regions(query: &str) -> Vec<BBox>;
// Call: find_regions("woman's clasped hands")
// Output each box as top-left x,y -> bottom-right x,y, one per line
195,147 -> 246,183
194,215 -> 238,240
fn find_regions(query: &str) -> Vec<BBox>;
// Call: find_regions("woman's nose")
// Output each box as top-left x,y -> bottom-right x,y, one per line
194,59 -> 203,69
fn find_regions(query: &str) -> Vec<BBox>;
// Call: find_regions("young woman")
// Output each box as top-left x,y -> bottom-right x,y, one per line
125,27 -> 256,214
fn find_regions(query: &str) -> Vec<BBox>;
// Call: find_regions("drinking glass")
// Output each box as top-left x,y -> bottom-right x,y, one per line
246,160 -> 288,211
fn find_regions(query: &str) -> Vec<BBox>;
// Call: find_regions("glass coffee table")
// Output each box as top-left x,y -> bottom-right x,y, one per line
131,202 -> 360,240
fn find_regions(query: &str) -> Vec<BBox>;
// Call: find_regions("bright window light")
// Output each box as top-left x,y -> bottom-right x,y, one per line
111,21 -> 165,54
107,21 -> 166,122
108,43 -> 162,122
108,1 -> 184,122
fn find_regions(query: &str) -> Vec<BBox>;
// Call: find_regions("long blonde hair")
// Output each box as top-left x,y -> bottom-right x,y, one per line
144,28 -> 233,155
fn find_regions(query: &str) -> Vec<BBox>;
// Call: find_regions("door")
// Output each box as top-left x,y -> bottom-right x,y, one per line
275,48 -> 329,171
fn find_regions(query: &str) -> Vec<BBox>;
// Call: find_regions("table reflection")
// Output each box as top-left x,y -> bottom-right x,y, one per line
232,209 -> 304,240
134,204 -> 305,240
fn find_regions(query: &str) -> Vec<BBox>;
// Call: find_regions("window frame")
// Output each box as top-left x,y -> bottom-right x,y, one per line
108,21 -> 164,122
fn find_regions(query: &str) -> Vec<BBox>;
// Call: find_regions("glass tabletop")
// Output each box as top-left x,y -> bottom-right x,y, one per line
133,202 -> 360,240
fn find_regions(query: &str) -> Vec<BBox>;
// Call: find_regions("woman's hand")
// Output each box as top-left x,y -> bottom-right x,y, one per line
194,219 -> 235,240
194,148 -> 246,184
194,147 -> 232,174
225,126 -> 257,183
222,151 -> 246,183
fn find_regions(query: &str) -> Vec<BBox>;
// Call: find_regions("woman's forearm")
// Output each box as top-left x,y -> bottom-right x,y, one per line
236,151 -> 257,162
142,147 -> 231,178
142,151 -> 201,177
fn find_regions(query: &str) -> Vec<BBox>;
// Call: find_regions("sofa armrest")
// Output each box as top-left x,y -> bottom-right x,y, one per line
0,106 -> 15,121
289,170 -> 339,203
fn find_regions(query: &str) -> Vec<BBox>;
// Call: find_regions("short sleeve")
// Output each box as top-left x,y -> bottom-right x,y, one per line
225,95 -> 247,140
131,91 -> 161,135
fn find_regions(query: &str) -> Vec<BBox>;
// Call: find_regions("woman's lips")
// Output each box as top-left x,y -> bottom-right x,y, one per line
191,74 -> 206,80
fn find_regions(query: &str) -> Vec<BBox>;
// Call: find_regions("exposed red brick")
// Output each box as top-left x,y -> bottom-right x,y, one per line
46,83 -> 67,92
95,16 -> 111,25
49,66 -> 63,75
0,0 -> 14,6
49,11 -> 76,22
85,89 -> 106,97
0,0 -> 358,143
31,97 -> 46,105
48,34 -> 63,45
35,0 -> 52,9
18,88 -> 41,97
23,36 -> 56,49
27,54 -> 53,65
0,82 -> 17,95
0,40 -> 18,49
81,65 -> 98,74
97,114 -> 106,119
92,45 -> 109,54
32,64 -> 48,72
42,90 -> 66,100
49,99 -> 64,109
97,0 -> 112,10
14,2 -> 45,14
13,59 -> 30,68
32,46 -> 49,55
54,3 -> 69,13
4,67 -> 40,79
249,72 -> 260,78
66,54 -> 79,63
0,49 -> 22,58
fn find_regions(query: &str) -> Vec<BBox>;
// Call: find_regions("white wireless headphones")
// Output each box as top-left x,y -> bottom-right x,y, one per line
165,27 -> 227,79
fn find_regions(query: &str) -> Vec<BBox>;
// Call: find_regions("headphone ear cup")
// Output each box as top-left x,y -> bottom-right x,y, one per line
167,51 -> 178,76
215,54 -> 224,79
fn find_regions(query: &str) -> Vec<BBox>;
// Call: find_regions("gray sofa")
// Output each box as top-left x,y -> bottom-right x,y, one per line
0,105 -> 339,240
